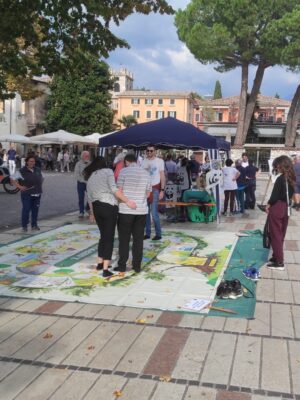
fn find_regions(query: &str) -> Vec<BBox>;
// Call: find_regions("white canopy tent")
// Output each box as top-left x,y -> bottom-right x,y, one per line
84,131 -> 119,145
0,133 -> 31,143
32,130 -> 93,145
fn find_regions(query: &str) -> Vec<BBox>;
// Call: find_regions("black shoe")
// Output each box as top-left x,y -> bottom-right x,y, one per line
266,262 -> 285,271
114,266 -> 126,272
228,279 -> 243,299
103,270 -> 114,278
22,227 -> 28,233
268,257 -> 276,263
96,263 -> 103,271
152,235 -> 162,241
144,235 -> 150,240
133,267 -> 141,273
31,226 -> 40,231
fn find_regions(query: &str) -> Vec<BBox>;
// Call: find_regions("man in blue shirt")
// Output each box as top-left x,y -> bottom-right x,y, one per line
7,145 -> 17,175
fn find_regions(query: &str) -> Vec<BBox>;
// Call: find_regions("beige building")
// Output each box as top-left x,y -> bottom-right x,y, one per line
113,90 -> 195,127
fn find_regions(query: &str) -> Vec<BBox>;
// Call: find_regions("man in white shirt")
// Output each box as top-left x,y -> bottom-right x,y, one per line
241,152 -> 249,168
142,145 -> 165,240
115,153 -> 151,273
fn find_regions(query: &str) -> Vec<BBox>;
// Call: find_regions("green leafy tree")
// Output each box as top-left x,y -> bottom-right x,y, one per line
0,0 -> 173,99
118,115 -> 138,128
266,6 -> 300,146
46,55 -> 113,135
175,0 -> 298,146
213,80 -> 222,99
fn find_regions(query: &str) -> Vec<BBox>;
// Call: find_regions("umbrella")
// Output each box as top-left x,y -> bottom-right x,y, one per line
84,131 -> 119,144
99,118 -> 218,150
32,130 -> 92,144
0,133 -> 31,143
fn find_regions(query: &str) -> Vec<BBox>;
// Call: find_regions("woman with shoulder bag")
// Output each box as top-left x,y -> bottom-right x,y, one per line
265,156 -> 296,271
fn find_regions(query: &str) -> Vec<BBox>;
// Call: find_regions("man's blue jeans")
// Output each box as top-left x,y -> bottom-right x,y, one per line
145,188 -> 161,237
236,186 -> 245,213
77,181 -> 87,214
21,193 -> 41,228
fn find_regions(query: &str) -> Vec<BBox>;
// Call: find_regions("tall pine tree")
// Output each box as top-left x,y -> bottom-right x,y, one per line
213,80 -> 222,99
46,54 -> 113,135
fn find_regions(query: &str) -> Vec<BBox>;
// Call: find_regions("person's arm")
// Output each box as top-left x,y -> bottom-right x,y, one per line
108,171 -> 136,208
233,171 -> 241,181
159,169 -> 166,200
10,172 -> 27,191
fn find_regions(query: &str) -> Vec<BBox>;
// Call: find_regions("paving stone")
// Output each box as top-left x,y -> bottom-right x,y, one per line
224,317 -> 248,333
13,317 -> 79,360
53,302 -> 85,316
288,340 -> 300,394
287,264 -> 300,281
274,280 -> 294,304
292,305 -> 300,339
73,303 -> 105,318
172,331 -> 212,380
117,326 -> 165,373
201,316 -> 225,331
259,267 -> 272,279
285,240 -> 299,251
114,306 -> 143,322
151,382 -> 186,400
292,282 -> 300,305
1,364 -> 45,400
248,303 -> 270,336
184,385 -> 217,399
37,319 -> 99,364
35,300 -> 65,314
201,332 -> 236,385
230,335 -> 261,389
284,251 -> 295,264
93,304 -> 123,319
156,311 -> 183,326
14,367 -> 71,400
256,279 -> 274,302
261,338 -> 290,393
0,313 -> 39,344
251,396 -> 281,400
271,304 -> 294,338
0,298 -> 30,310
120,378 -> 156,400
0,296 -> 10,305
216,390 -> 250,400
84,374 -> 126,400
293,251 -> 300,263
66,321 -> 121,366
49,370 -> 99,400
89,324 -> 143,370
0,315 -> 58,356
0,360 -> 19,380
15,299 -> 48,312
143,328 -> 190,376
138,309 -> 162,324
0,310 -> 19,327
179,313 -> 204,329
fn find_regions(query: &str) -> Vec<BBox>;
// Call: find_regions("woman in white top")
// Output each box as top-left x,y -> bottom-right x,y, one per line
84,157 -> 136,278
222,159 -> 240,216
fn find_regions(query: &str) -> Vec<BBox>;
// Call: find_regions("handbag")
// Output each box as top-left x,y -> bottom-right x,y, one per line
263,217 -> 271,249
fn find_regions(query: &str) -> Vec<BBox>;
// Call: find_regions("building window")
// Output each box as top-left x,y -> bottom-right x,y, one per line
131,98 -> 140,105
216,112 -> 223,122
145,98 -> 153,105
0,100 -> 4,114
113,82 -> 120,92
158,98 -> 163,105
133,110 -> 140,118
168,111 -> 176,118
146,110 -> 152,119
156,111 -> 164,119
170,99 -> 175,105
195,113 -> 200,122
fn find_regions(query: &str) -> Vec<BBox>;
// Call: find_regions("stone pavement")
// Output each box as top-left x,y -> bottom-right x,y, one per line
0,176 -> 300,400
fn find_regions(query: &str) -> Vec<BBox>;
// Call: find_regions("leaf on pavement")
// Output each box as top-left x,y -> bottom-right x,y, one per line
113,390 -> 123,397
159,375 -> 171,382
43,332 -> 53,339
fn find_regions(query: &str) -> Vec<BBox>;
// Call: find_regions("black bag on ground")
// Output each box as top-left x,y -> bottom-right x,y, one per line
263,217 -> 271,249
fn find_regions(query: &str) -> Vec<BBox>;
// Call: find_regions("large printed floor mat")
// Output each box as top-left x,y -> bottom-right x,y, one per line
0,224 -> 236,313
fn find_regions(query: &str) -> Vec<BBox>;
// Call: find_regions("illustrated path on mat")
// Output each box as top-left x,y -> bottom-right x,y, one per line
0,224 -> 236,313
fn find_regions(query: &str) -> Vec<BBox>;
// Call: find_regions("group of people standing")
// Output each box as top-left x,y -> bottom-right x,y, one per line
222,153 -> 259,216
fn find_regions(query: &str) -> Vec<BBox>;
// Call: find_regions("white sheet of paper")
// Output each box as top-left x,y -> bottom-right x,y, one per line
183,298 -> 210,311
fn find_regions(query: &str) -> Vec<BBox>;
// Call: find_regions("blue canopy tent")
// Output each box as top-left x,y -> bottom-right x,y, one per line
99,118 -> 230,221
99,117 -> 219,150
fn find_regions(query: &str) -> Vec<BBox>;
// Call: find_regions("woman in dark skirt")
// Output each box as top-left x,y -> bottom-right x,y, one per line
266,156 -> 296,271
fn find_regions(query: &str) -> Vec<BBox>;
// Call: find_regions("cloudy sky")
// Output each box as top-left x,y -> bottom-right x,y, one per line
108,0 -> 300,100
